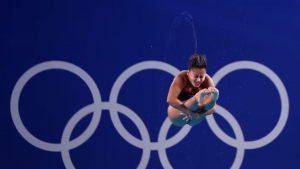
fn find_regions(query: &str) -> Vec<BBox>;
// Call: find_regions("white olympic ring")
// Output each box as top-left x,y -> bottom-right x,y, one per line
10,60 -> 289,169
206,61 -> 289,168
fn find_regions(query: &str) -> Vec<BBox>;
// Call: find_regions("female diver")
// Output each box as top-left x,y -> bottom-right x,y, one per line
167,53 -> 219,127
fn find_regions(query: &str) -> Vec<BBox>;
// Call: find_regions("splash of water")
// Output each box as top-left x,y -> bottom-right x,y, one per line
164,11 -> 198,61
158,11 -> 199,135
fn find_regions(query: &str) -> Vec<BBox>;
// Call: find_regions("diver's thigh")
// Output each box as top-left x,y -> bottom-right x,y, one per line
167,106 -> 186,127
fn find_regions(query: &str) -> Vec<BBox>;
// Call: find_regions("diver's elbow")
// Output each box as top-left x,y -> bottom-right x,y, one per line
166,99 -> 171,105
166,98 -> 173,105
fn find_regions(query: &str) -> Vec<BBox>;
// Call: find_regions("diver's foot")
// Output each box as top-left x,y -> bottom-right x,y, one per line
194,88 -> 210,103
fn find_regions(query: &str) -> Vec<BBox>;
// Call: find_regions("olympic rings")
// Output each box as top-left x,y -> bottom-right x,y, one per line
10,60 -> 289,169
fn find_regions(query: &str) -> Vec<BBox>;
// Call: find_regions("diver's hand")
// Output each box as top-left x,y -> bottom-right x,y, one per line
180,112 -> 192,123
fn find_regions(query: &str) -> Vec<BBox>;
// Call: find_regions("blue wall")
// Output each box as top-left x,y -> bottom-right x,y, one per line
1,0 -> 300,168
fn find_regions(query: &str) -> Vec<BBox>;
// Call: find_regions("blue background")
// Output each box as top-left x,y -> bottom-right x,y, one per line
1,0 -> 299,168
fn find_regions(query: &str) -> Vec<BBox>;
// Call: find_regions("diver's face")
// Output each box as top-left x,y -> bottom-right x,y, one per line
187,68 -> 206,87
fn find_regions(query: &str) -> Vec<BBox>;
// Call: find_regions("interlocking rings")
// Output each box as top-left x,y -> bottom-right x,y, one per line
207,61 -> 289,168
10,60 -> 289,169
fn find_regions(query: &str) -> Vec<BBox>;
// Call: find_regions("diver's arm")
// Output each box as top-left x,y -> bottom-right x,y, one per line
166,75 -> 194,115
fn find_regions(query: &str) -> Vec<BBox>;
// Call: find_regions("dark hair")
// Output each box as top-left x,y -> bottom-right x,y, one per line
188,53 -> 207,70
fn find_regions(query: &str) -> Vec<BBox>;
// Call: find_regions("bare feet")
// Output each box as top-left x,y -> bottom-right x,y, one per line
194,88 -> 210,103
208,87 -> 219,101
201,93 -> 213,106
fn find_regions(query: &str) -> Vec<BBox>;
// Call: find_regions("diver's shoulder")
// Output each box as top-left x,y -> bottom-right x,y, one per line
174,70 -> 187,82
205,74 -> 212,78
178,70 -> 188,76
